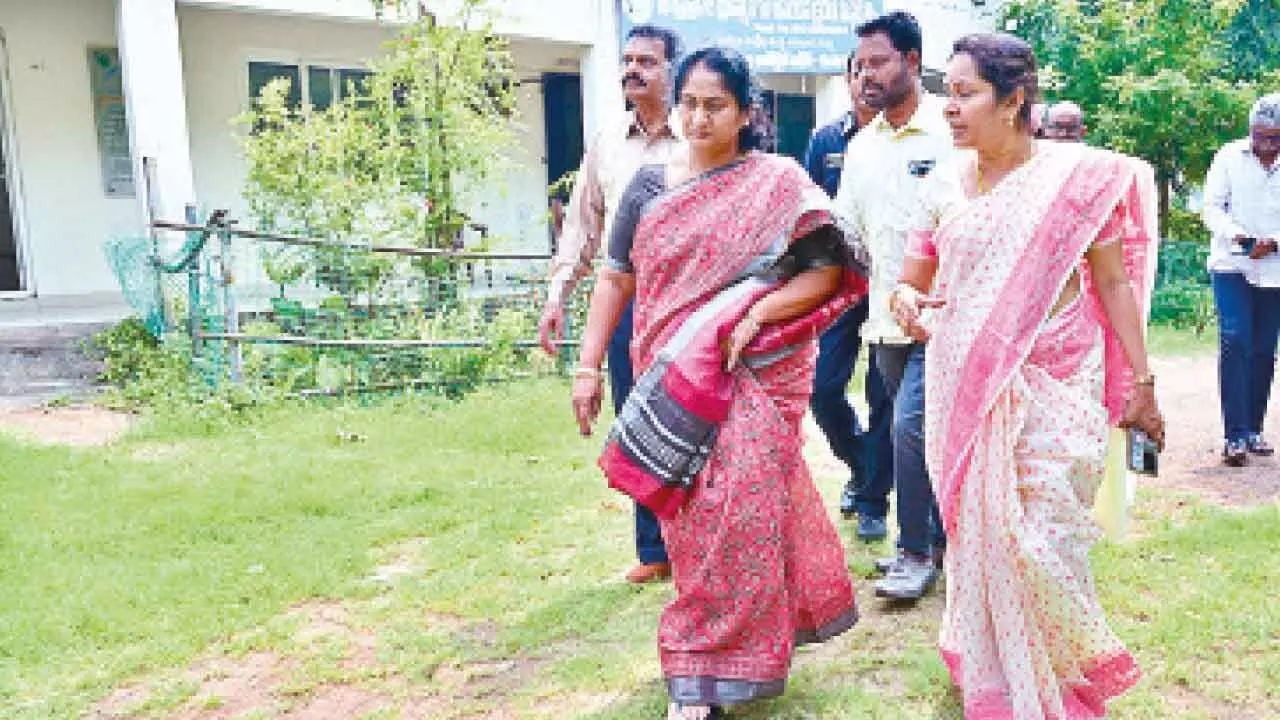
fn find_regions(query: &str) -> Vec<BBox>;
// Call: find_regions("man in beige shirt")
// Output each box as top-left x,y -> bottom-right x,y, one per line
537,24 -> 683,584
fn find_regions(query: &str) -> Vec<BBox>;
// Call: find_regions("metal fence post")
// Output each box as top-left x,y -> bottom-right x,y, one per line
185,204 -> 202,355
218,217 -> 242,382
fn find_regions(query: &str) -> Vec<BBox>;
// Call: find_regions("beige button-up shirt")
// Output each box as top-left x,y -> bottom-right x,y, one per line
834,92 -> 954,344
546,110 -> 683,306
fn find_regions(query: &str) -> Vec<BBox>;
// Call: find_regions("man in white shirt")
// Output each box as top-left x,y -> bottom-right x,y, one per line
1202,93 -> 1280,466
835,11 -> 951,601
537,24 -> 684,583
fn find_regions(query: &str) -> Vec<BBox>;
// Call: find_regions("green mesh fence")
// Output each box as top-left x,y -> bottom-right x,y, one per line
103,236 -> 172,338
109,214 -> 584,398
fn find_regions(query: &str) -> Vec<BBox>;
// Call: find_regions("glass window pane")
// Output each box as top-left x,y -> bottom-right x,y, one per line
248,61 -> 301,109
308,66 -> 334,109
337,69 -> 372,99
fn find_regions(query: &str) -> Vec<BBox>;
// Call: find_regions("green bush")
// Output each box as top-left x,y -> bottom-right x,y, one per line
1165,206 -> 1209,244
1150,279 -> 1215,332
84,317 -> 160,386
1151,240 -> 1214,333
86,319 -> 279,423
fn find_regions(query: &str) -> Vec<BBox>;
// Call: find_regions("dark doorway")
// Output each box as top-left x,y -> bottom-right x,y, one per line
0,67 -> 19,292
543,73 -> 584,189
542,72 -> 584,249
774,93 -> 816,164
756,90 -> 816,165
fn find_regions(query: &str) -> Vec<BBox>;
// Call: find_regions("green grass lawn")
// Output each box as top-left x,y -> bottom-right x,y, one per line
1146,323 -> 1217,357
0,332 -> 1274,718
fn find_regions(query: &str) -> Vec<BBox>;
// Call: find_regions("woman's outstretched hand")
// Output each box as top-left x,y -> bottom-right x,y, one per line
572,373 -> 604,436
890,284 -> 946,341
1119,384 -> 1165,451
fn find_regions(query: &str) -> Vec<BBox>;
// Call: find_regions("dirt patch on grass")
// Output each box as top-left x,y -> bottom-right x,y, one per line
1146,355 -> 1280,509
0,404 -> 134,446
1164,682 -> 1268,720
88,596 -> 553,719
91,651 -> 287,719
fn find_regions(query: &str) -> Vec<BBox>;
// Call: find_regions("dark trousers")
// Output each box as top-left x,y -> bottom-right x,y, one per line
608,301 -> 669,564
1213,272 -> 1280,443
810,299 -> 894,518
874,343 -> 945,558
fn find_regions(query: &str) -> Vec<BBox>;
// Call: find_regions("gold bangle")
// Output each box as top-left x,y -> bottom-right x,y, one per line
574,367 -> 602,381
1134,373 -> 1156,386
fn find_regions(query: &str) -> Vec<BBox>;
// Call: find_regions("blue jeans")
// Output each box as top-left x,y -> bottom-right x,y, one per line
810,299 -> 894,518
1213,272 -> 1280,443
608,301 -> 669,564
874,343 -> 945,558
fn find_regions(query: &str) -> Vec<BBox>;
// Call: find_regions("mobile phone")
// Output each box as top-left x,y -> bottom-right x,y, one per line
1233,236 -> 1258,255
1127,428 -> 1159,477
908,159 -> 936,177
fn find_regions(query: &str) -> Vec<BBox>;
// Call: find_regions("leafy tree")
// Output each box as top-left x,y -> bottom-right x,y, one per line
1227,0 -> 1280,82
240,0 -> 517,257
1004,0 -> 1279,228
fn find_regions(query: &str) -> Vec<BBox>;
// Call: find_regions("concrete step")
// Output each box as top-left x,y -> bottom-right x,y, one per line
0,322 -> 110,404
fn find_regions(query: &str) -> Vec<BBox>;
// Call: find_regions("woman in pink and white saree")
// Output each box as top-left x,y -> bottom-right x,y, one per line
891,35 -> 1167,719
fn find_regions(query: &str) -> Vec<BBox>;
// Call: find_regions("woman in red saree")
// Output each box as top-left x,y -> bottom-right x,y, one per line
891,35 -> 1167,719
571,47 -> 868,720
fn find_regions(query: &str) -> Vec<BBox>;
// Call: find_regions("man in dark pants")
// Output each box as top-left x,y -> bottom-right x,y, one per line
538,25 -> 683,583
836,12 -> 950,601
801,61 -> 891,541
1202,93 -> 1280,466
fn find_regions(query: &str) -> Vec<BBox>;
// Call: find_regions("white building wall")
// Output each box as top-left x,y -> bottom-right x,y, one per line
415,0 -> 601,45
178,5 -> 557,251
177,6 -> 394,224
181,0 -> 603,43
0,0 -> 134,298
179,0 -> 386,21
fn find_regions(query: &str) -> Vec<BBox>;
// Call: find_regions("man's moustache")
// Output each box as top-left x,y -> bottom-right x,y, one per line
622,76 -> 646,86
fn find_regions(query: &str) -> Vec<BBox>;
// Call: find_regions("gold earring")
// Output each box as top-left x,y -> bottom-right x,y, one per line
1006,115 -> 1014,127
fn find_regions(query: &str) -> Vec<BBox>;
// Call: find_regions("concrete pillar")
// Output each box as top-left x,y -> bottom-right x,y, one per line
117,0 -> 196,226
580,0 -> 623,143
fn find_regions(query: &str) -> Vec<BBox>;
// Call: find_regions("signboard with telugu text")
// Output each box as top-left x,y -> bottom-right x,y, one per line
619,0 -> 886,75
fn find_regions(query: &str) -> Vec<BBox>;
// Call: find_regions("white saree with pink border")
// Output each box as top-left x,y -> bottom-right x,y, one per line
914,141 -> 1158,719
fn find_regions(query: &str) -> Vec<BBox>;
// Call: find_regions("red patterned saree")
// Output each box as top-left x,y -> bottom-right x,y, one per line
600,152 -> 867,706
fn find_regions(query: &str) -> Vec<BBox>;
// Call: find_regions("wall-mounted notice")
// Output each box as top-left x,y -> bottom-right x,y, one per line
87,47 -> 135,197
619,0 -> 886,75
